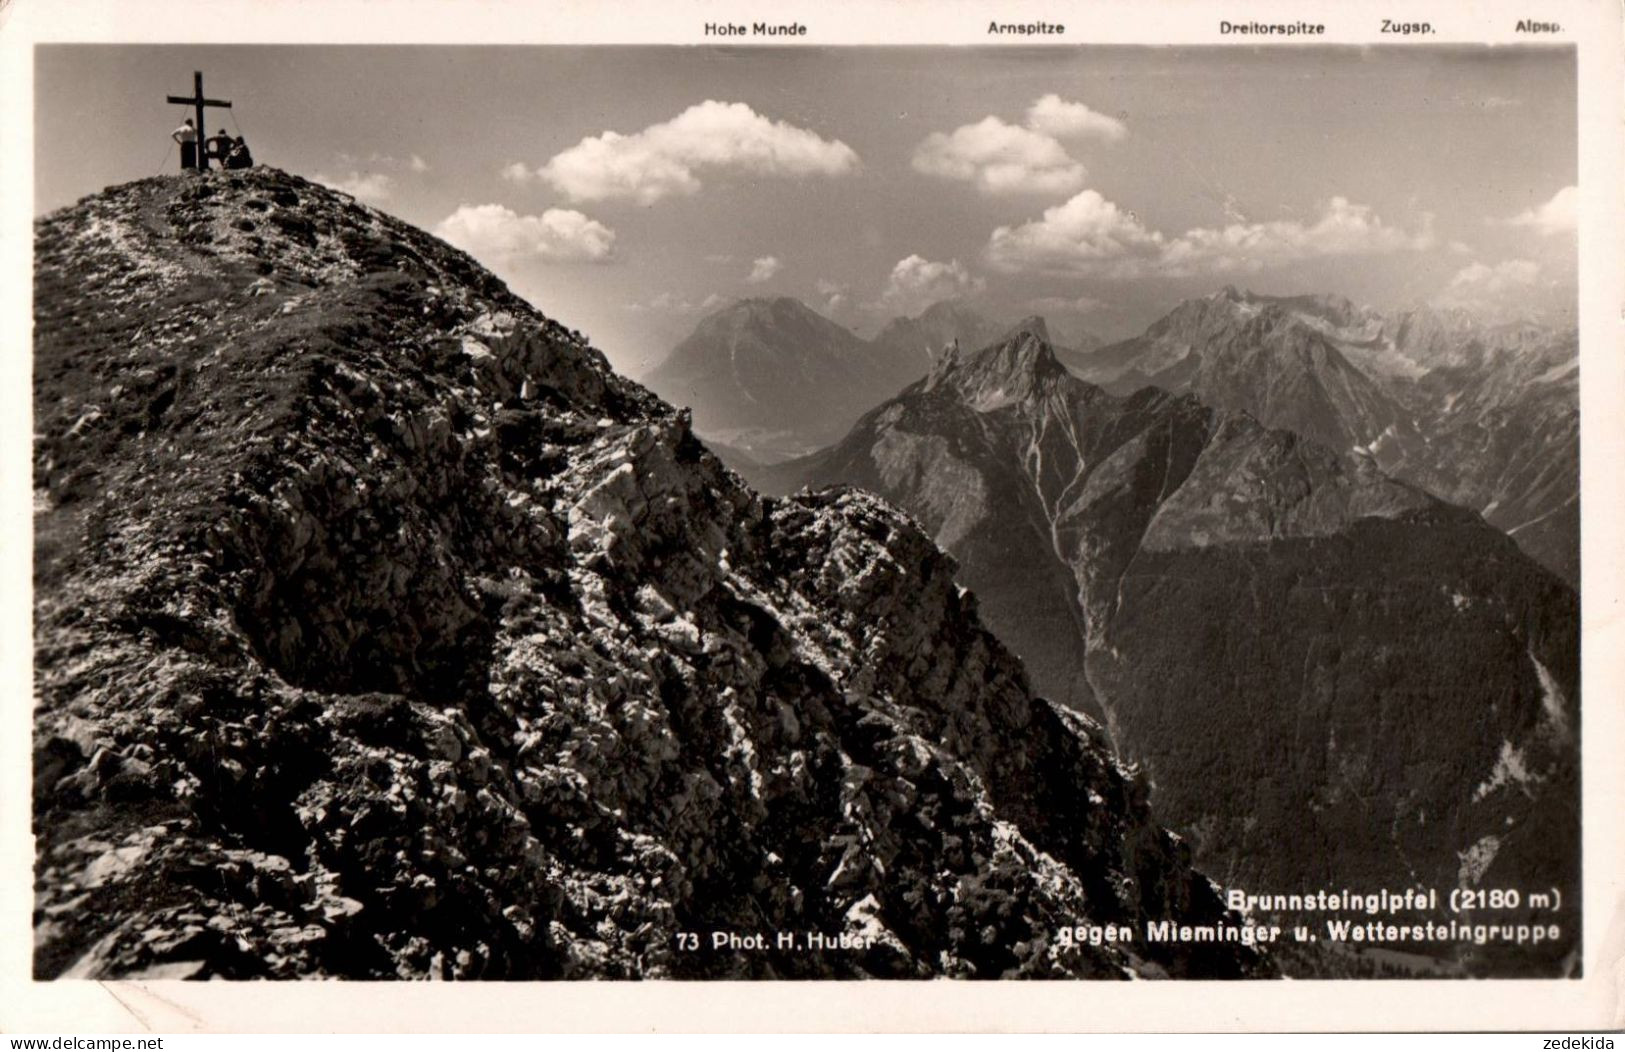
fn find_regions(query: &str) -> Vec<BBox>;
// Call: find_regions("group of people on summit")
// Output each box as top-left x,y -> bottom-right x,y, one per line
171,118 -> 254,171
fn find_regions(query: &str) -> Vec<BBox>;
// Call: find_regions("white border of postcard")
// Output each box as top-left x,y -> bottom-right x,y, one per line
1,0 -> 1621,1033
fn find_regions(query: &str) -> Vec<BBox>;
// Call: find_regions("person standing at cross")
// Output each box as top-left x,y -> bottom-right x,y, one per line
166,72 -> 232,171
171,118 -> 198,171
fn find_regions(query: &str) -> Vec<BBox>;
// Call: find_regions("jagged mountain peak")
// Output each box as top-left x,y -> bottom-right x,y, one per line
1180,288 -> 1375,339
999,314 -> 1052,344
944,322 -> 1068,409
1150,289 -> 1257,333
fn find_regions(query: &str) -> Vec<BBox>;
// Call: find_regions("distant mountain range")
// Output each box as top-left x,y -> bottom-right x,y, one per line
757,320 -> 1579,974
676,286 -> 1577,584
1068,289 -> 1425,458
1066,288 -> 1578,584
867,299 -> 1008,376
642,298 -> 1100,463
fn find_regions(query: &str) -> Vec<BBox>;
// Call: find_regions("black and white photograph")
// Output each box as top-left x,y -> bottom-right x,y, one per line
6,0 -> 1624,1034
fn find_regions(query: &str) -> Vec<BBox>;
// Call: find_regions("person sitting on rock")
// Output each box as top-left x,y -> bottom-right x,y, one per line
206,128 -> 234,166
171,118 -> 198,171
224,136 -> 254,170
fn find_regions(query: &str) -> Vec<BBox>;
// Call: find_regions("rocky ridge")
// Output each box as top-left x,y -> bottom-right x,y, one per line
31,168 -> 1263,980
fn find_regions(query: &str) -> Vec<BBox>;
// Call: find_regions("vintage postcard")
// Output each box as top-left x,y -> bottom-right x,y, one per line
2,0 -> 1621,1034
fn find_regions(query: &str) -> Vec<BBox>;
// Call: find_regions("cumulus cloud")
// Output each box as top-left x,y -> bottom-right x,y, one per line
531,101 -> 860,205
1156,197 -> 1436,276
986,190 -> 1164,274
1439,259 -> 1542,303
314,171 -> 396,204
913,117 -> 1087,196
434,204 -> 617,264
315,151 -> 432,202
912,95 -> 1124,197
746,255 -> 782,283
988,192 -> 1435,278
873,255 -> 986,316
1503,186 -> 1577,235
1025,94 -> 1127,142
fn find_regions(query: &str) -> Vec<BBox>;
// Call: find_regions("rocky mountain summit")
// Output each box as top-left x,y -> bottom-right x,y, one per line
32,168 -> 1264,980
767,326 -> 1580,974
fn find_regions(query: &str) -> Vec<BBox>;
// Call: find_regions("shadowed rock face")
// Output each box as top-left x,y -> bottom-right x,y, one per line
767,326 -> 1580,975
32,168 -> 1264,981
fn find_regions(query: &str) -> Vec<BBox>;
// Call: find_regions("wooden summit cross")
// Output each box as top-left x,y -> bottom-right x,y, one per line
167,71 -> 232,170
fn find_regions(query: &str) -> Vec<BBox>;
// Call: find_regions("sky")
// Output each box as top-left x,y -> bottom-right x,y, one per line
36,45 -> 1577,377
